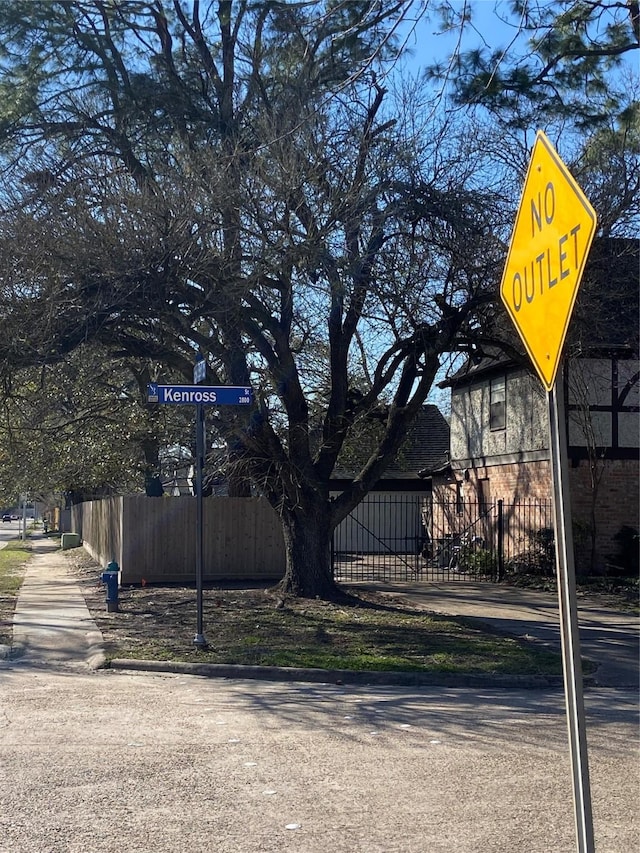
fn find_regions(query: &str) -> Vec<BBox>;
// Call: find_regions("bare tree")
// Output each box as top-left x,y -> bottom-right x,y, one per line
0,2 -> 504,597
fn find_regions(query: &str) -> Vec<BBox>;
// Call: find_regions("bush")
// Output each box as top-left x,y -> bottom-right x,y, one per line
607,526 -> 639,576
506,527 -> 555,577
458,547 -> 497,578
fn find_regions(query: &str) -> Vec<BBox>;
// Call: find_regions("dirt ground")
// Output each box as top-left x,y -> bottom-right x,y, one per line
63,547 -> 285,658
60,543 -> 635,676
61,546 -> 433,664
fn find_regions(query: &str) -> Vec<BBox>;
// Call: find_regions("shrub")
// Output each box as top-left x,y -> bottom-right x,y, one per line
607,526 -> 639,576
506,527 -> 555,577
458,547 -> 497,578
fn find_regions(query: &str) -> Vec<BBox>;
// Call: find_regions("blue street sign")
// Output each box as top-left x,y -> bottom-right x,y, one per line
147,384 -> 253,405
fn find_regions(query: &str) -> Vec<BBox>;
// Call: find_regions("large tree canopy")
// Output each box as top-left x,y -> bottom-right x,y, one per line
0,1 -> 504,597
0,345 -> 192,504
4,1 -> 631,598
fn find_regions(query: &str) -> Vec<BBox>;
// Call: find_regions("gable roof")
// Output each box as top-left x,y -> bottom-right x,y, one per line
387,404 -> 450,478
331,404 -> 450,483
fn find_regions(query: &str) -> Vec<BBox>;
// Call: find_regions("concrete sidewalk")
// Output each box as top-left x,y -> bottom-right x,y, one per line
354,580 -> 639,689
4,535 -> 104,669
4,534 -> 639,688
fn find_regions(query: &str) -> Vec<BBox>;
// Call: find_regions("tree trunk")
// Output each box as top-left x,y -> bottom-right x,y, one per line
141,437 -> 164,497
276,503 -> 341,599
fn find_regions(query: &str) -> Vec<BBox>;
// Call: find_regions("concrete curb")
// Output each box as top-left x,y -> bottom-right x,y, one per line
3,640 -> 106,671
85,629 -> 106,670
108,658 -> 576,689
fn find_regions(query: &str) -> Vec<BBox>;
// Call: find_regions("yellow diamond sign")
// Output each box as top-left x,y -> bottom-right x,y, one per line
500,131 -> 597,391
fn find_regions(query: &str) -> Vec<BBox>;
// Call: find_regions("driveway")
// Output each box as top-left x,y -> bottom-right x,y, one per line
351,581 -> 639,689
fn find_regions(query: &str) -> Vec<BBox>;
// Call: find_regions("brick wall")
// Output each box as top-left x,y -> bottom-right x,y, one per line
457,461 -> 552,505
569,459 -> 639,572
433,458 -> 638,574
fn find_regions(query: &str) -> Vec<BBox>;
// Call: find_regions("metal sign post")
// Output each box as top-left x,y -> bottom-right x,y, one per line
193,401 -> 207,649
548,368 -> 594,853
21,495 -> 27,542
193,355 -> 207,649
148,370 -> 253,650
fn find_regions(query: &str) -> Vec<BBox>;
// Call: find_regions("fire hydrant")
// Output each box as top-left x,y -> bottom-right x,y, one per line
100,560 -> 120,612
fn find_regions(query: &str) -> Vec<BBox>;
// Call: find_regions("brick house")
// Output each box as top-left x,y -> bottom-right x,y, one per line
433,237 -> 639,574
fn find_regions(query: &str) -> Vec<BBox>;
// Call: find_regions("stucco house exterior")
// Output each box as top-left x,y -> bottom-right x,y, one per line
433,237 -> 639,574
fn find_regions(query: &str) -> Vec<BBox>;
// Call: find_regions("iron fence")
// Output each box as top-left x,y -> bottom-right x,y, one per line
332,494 -> 554,583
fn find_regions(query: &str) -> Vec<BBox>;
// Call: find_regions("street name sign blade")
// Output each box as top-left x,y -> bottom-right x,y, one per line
147,384 -> 253,405
500,131 -> 597,391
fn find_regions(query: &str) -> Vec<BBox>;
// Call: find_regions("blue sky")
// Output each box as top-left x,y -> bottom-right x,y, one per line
399,1 -> 638,79
399,1 -> 526,74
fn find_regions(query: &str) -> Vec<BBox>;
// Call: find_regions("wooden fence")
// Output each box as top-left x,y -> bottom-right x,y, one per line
72,495 -> 286,584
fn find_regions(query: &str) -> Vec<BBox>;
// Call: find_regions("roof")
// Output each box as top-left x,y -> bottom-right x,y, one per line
332,404 -> 450,482
441,236 -> 639,388
389,404 -> 450,478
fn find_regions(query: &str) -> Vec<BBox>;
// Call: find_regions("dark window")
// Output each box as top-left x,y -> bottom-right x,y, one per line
490,376 -> 506,430
455,481 -> 463,514
478,477 -> 491,511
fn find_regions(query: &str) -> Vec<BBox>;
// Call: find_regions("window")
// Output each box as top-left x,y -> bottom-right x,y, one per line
478,477 -> 491,511
490,376 -> 506,430
455,481 -> 463,515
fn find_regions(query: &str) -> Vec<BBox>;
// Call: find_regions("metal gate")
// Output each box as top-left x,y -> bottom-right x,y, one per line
332,493 -> 424,582
332,495 -> 554,583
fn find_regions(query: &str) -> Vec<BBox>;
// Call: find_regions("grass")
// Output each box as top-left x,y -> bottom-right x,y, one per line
8,544 -> 616,678
0,538 -> 32,645
90,583 -> 567,677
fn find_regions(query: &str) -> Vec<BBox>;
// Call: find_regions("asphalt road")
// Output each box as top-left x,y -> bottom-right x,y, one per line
0,664 -> 637,853
2,536 -> 638,851
0,519 -> 21,549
